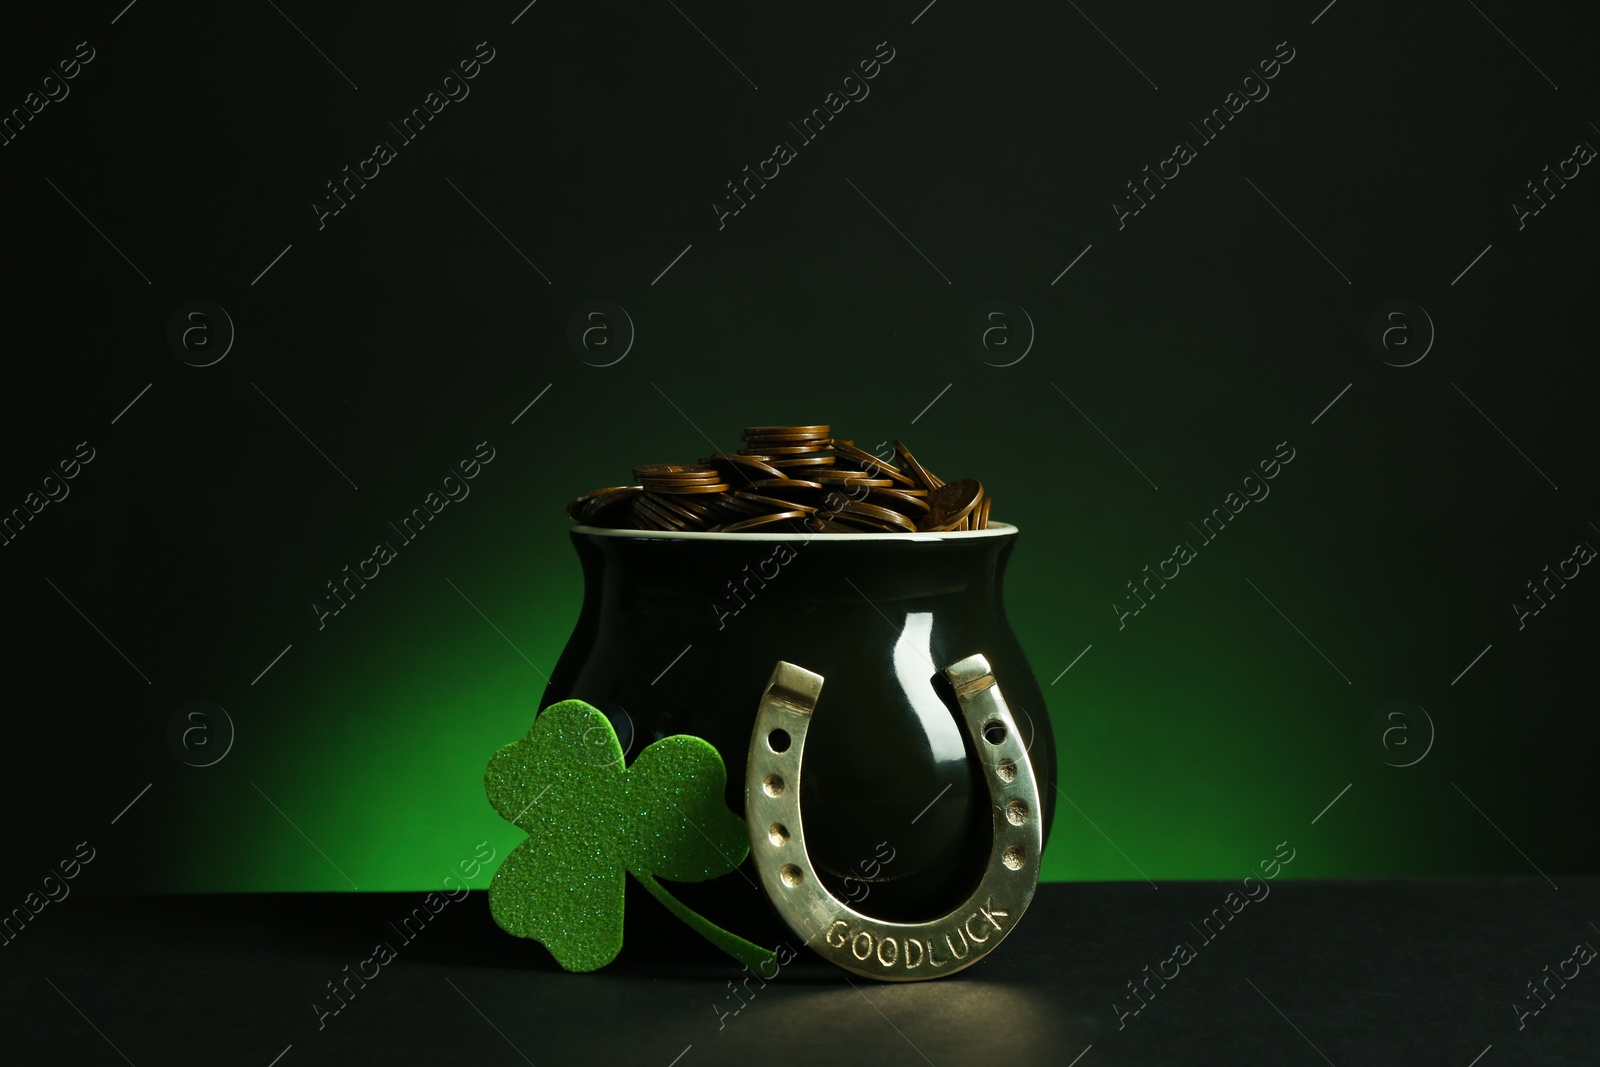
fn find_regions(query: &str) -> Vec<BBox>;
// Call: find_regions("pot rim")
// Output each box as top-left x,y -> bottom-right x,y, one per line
570,521 -> 1017,543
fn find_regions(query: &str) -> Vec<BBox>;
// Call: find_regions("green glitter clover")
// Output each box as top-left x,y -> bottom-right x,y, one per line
485,698 -> 774,973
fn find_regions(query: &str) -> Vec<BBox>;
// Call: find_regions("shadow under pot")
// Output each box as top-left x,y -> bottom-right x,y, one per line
543,522 -> 1056,938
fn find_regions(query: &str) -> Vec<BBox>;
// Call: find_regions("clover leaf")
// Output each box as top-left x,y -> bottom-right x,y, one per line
485,698 -> 774,973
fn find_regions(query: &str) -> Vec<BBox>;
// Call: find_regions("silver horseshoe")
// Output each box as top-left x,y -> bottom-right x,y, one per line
745,654 -> 1043,981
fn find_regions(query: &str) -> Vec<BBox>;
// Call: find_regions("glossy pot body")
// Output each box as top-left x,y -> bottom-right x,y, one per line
544,523 -> 1056,926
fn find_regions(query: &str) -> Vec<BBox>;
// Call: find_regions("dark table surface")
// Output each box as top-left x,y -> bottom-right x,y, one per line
3,878 -> 1594,1066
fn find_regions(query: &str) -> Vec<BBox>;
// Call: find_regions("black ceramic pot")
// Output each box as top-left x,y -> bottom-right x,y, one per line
544,522 -> 1056,932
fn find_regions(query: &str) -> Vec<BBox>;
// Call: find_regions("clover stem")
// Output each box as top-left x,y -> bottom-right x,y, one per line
631,871 -> 778,974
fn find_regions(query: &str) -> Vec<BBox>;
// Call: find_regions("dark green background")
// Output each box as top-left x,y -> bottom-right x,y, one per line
1,0 -> 1595,897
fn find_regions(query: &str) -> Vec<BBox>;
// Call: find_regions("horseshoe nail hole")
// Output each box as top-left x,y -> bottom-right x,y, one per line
780,864 -> 804,888
996,758 -> 1017,783
982,720 -> 1007,745
767,728 -> 791,753
762,774 -> 785,798
1003,844 -> 1026,871
1006,800 -> 1029,826
768,823 -> 789,846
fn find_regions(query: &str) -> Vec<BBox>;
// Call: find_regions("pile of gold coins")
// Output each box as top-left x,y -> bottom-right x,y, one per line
566,425 -> 993,533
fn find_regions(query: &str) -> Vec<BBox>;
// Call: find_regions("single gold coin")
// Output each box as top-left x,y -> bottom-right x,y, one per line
748,478 -> 825,492
634,463 -> 721,481
739,444 -> 832,456
767,455 -> 835,468
811,470 -> 892,487
743,425 -> 829,438
892,440 -> 945,491
924,479 -> 983,531
718,495 -> 771,517
649,481 -> 731,495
